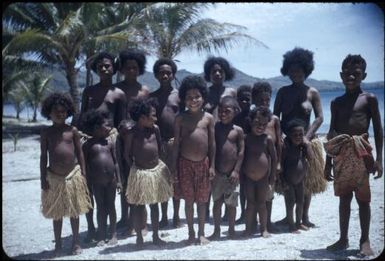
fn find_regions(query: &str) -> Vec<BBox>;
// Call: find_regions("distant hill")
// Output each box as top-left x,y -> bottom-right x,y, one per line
47,67 -> 384,93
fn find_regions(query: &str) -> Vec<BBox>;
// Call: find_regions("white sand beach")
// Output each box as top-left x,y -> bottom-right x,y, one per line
2,134 -> 384,260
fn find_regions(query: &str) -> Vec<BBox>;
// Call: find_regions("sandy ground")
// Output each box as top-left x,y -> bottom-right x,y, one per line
2,135 -> 384,260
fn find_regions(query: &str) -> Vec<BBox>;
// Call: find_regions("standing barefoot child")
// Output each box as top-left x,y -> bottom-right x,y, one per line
40,92 -> 92,255
122,97 -> 174,248
209,96 -> 244,240
252,81 -> 282,233
82,110 -> 122,246
242,106 -> 277,238
281,118 -> 314,233
324,54 -> 383,257
171,75 -> 216,245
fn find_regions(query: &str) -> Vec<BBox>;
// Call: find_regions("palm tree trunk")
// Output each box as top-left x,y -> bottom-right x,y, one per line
64,60 -> 80,113
32,106 -> 37,122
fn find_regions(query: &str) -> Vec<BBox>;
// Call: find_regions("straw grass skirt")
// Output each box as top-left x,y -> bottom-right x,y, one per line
276,138 -> 327,195
41,165 -> 92,220
125,160 -> 173,205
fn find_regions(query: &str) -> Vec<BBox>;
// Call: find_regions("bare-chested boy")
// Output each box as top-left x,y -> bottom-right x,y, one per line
324,54 -> 383,256
242,106 -> 277,238
203,56 -> 236,220
149,58 -> 182,228
209,96 -> 244,240
82,110 -> 122,246
281,118 -> 314,233
171,75 -> 216,245
77,51 -> 126,242
114,49 -> 149,231
122,97 -> 173,249
233,85 -> 251,225
252,81 -> 282,232
40,92 -> 92,256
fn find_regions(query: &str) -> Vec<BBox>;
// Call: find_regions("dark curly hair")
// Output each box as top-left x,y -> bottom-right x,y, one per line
342,54 -> 366,72
153,58 -> 178,75
117,49 -> 146,75
280,47 -> 314,79
178,75 -> 208,112
219,95 -> 240,114
90,51 -> 117,74
248,105 -> 272,123
81,109 -> 109,136
129,97 -> 158,122
286,118 -> 306,133
252,81 -> 272,101
237,84 -> 252,97
41,92 -> 76,120
203,56 -> 235,82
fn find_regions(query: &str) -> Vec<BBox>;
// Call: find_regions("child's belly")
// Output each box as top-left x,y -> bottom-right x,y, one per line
242,153 -> 269,181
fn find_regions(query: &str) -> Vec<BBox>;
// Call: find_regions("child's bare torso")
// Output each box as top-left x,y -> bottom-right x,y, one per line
131,127 -> 159,169
215,124 -> 240,174
47,126 -> 77,176
242,134 -> 269,181
180,111 -> 210,162
283,144 -> 306,185
265,116 -> 279,145
86,138 -> 116,185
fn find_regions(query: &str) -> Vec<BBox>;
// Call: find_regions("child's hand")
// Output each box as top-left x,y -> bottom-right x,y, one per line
116,182 -> 123,194
41,178 -> 49,190
373,160 -> 383,179
324,163 -> 333,181
209,167 -> 215,180
229,171 -> 239,184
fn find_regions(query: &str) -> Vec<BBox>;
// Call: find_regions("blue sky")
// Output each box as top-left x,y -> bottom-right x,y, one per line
148,3 -> 384,82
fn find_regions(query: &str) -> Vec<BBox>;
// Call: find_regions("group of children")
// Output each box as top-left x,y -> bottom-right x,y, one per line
39,47 -> 383,257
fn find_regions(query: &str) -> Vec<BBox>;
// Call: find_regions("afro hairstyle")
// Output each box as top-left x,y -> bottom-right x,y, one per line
129,97 -> 159,122
117,49 -> 146,75
178,75 -> 208,112
286,118 -> 307,134
90,51 -> 117,74
341,54 -> 367,72
81,109 -> 110,136
203,56 -> 235,82
41,92 -> 76,120
153,58 -> 178,75
237,84 -> 252,97
248,105 -> 272,123
280,47 -> 314,79
252,81 -> 272,100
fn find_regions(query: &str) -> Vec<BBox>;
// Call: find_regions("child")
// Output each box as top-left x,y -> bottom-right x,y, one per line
241,106 -> 277,238
209,96 -> 244,240
233,85 -> 252,225
273,47 -> 326,228
252,81 -> 282,232
324,54 -> 383,256
281,118 -> 313,233
149,58 -> 182,228
40,92 -> 92,255
78,51 -> 126,243
82,110 -> 122,246
171,75 -> 216,245
122,97 -> 173,248
115,48 -> 149,231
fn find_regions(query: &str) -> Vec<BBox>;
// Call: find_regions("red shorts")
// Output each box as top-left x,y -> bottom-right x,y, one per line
176,156 -> 210,203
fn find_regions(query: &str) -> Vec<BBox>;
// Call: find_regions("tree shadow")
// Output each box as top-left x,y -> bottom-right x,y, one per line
300,248 -> 360,260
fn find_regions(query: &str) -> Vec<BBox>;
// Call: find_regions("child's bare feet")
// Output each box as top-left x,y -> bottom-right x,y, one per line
326,239 -> 349,251
359,241 -> 374,256
84,229 -> 96,243
262,230 -> 271,238
185,232 -> 195,246
71,244 -> 82,255
289,225 -> 300,234
153,236 -> 167,246
108,234 -> 118,246
135,236 -> 144,249
141,226 -> 148,237
241,230 -> 253,238
198,236 -> 210,245
53,242 -> 62,257
297,223 -> 309,231
208,229 -> 221,241
302,220 -> 315,228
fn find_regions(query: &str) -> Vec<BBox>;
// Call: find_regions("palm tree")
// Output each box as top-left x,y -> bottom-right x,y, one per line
136,3 -> 268,59
21,73 -> 52,122
8,83 -> 27,119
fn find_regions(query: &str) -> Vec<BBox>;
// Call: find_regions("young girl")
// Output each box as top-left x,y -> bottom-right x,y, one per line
171,75 -> 216,245
82,110 -> 122,246
122,97 -> 173,248
40,92 -> 92,255
242,106 -> 277,238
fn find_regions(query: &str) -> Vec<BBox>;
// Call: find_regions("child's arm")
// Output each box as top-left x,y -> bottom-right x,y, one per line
73,126 -> 86,177
324,100 -> 337,181
122,128 -> 134,169
171,115 -> 182,182
116,94 -> 127,128
154,125 -> 165,161
273,89 -> 282,118
267,135 -> 277,186
368,94 -> 383,179
274,117 -> 283,172
303,137 -> 314,160
40,129 -> 49,190
306,88 -> 324,140
230,127 -> 245,184
111,139 -> 122,193
207,113 -> 216,180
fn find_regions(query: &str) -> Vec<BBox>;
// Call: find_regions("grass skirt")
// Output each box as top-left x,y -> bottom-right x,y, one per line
276,138 -> 327,195
41,165 -> 92,220
125,160 -> 173,205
